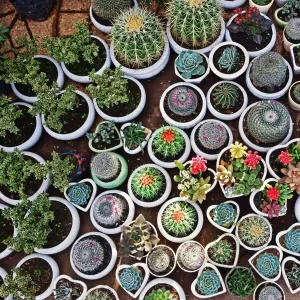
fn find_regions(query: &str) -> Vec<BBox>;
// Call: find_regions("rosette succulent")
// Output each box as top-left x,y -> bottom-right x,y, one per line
145,287 -> 173,300
285,229 -> 300,253
67,183 -> 91,206
256,253 -> 280,278
119,267 -> 143,292
213,203 -> 236,227
197,270 -> 221,295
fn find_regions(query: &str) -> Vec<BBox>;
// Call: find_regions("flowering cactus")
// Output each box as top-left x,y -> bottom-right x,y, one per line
230,142 -> 247,159
213,203 -> 237,227
197,270 -> 221,295
278,150 -> 292,165
285,229 -> 300,253
256,253 -> 280,278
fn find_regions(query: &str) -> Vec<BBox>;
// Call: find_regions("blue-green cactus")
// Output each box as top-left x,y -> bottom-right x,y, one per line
120,267 -> 143,292
213,203 -> 237,227
197,270 -> 221,295
285,229 -> 300,253
256,253 -> 280,278
67,183 -> 91,206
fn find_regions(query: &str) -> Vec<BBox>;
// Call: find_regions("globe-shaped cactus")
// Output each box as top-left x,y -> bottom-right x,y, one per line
257,285 -> 283,300
285,229 -> 300,253
256,253 -> 280,278
167,86 -> 198,116
213,203 -> 236,227
197,270 -> 221,295
120,267 -> 143,292
67,183 -> 91,206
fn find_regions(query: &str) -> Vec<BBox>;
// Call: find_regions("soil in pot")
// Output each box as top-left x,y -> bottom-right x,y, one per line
269,148 -> 285,178
196,267 -> 223,296
283,260 -> 300,291
147,247 -> 175,276
254,282 -> 284,300
290,83 -> 300,105
55,278 -> 84,299
176,55 -> 208,80
0,211 -> 14,253
88,288 -> 117,300
0,106 -> 36,147
293,46 -> 300,67
144,284 -> 179,299
119,266 -> 145,293
14,57 -> 58,97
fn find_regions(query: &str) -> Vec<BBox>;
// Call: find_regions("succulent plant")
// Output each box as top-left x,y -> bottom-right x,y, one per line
111,8 -> 165,68
261,201 -> 282,219
250,52 -> 287,92
54,280 -> 80,300
86,121 -> 118,145
279,162 -> 300,194
197,270 -> 221,295
147,248 -> 171,273
175,51 -> 206,79
212,82 -> 239,109
168,0 -> 223,48
246,101 -> 290,144
215,160 -> 236,187
281,0 -> 300,22
167,86 -> 198,116
119,267 -> 143,292
256,253 -> 280,278
91,0 -> 131,20
257,284 -> 284,300
286,18 -> 300,41
287,263 -> 300,288
67,183 -> 91,206
285,229 -> 300,253
230,142 -> 248,159
86,289 -> 115,300
145,287 -> 174,300
293,83 -> 300,103
208,239 -> 234,264
121,122 -> 148,151
213,203 -> 237,227
217,46 -> 240,72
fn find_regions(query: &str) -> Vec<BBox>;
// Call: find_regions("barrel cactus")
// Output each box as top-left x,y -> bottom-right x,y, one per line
119,267 -> 143,292
246,101 -> 290,144
91,153 -> 120,181
145,287 -> 173,300
286,18 -> 300,41
167,0 -> 223,48
256,253 -> 280,278
250,52 -> 287,92
67,183 -> 91,206
212,82 -> 239,109
111,8 -> 165,68
217,46 -> 240,73
197,270 -> 221,295
213,203 -> 236,227
285,229 -> 300,253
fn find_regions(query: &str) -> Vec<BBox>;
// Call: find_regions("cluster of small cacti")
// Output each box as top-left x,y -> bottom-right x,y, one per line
256,253 -> 280,278
92,0 -> 131,21
286,18 -> 300,41
212,82 -> 239,109
257,285 -> 284,300
213,203 -> 237,227
197,270 -> 221,295
281,0 -> 300,22
217,46 -> 240,73
145,287 -> 174,300
67,183 -> 91,206
119,267 -> 143,292
285,229 -> 300,253
86,289 -> 114,300
208,239 -> 234,264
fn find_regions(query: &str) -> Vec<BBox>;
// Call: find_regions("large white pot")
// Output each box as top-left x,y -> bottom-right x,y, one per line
159,82 -> 207,129
42,90 -> 95,140
0,102 -> 42,152
85,285 -> 119,300
218,0 -> 247,9
16,253 -> 59,300
282,256 -> 300,294
93,76 -> 146,123
276,223 -> 300,257
0,267 -> 13,300
166,18 -> 226,55
295,196 -> 300,222
11,55 -> 64,103
249,0 -> 274,14
0,151 -> 50,206
110,38 -> 170,79
253,281 -> 285,299
61,36 -> 110,83
288,81 -> 300,111
290,44 -> 300,75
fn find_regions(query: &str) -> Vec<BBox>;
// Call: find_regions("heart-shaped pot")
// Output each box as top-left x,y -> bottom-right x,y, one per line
276,223 -> 300,257
248,246 -> 283,282
282,256 -> 300,294
64,178 -> 97,212
205,233 -> 239,268
116,263 -> 150,298
191,263 -> 226,298
53,275 -> 87,300
206,201 -> 240,233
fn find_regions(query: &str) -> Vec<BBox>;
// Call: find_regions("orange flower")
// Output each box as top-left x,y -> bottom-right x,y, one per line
172,209 -> 184,222
139,175 -> 153,187
162,129 -> 175,143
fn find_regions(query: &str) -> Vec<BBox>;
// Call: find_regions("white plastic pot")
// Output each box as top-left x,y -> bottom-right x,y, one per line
290,44 -> 300,75
61,36 -> 110,83
253,281 -> 285,299
0,267 -> 13,300
11,55 -> 64,103
0,102 -> 43,152
282,256 -> 300,294
85,285 -> 119,300
218,0 -> 247,9
276,223 -> 300,257
42,90 -> 95,140
295,196 -> 300,222
249,0 -> 274,14
288,81 -> 300,111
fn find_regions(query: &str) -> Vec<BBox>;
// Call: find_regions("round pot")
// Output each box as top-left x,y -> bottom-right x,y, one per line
0,267 -> 12,300
90,190 -> 135,234
274,8 -> 288,28
0,102 -> 42,152
208,41 -> 249,80
110,38 -> 170,79
85,285 -> 119,300
190,119 -> 233,160
160,82 -> 206,129
166,18 -> 225,55
0,151 -> 50,206
218,0 -> 247,9
226,13 -> 276,58
290,44 -> 300,75
61,35 -> 111,84
42,90 -> 95,141
207,81 -> 248,121
249,0 -> 274,14
35,197 -> 80,254
147,126 -> 191,169
295,196 -> 300,222
253,281 -> 285,299
238,102 -> 293,153
11,55 -> 64,103
93,76 -> 146,123
127,164 -> 172,208
16,253 -> 59,300
288,81 -> 300,110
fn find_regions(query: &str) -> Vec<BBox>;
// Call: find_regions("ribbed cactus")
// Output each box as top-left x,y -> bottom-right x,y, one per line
120,267 -> 143,292
111,8 -> 165,68
212,82 -> 239,109
246,101 -> 290,144
91,153 -> 120,181
218,46 -> 240,73
197,270 -> 221,295
286,18 -> 300,41
250,52 -> 287,92
256,253 -> 280,278
168,0 -> 223,48
92,0 -> 132,20
285,229 -> 300,253
208,239 -> 234,264
167,86 -> 198,116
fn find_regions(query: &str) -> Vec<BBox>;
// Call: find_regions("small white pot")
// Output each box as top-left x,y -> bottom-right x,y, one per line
206,200 -> 240,233
159,82 -> 207,129
191,262 -> 226,298
11,55 -> 64,103
0,151 -> 50,206
147,126 -> 191,169
283,28 -> 295,52
157,198 -> 203,243
61,35 -> 110,83
207,81 -> 248,121
245,56 -> 293,99
93,76 -> 146,123
16,253 -> 59,300
249,0 -> 274,14
248,246 -> 283,282
90,190 -> 135,234
139,278 -> 186,300
127,164 -> 172,208
238,102 -> 293,153
191,119 -> 233,161
35,197 -> 80,255
288,81 -> 300,111
253,281 -> 285,299
166,18 -> 226,55
276,223 -> 300,257
0,267 -> 13,300
282,256 -> 300,294
236,214 -> 272,251
290,44 -> 300,75
295,196 -> 300,222
110,38 -> 170,79
226,13 -> 276,58
0,102 -> 42,152
42,90 -> 95,140
53,275 -> 87,300
85,285 -> 119,300
218,0 -> 247,9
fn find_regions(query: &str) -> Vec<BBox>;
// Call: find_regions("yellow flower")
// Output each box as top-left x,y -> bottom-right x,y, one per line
230,142 -> 247,159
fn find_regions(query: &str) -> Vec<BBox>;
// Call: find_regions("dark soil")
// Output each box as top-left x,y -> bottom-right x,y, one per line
56,278 -> 83,299
66,181 -> 93,209
145,284 -> 179,300
284,260 -> 300,291
154,144 -> 186,163
0,105 -> 36,147
254,282 -> 284,299
293,46 -> 300,67
279,225 -> 300,250
0,211 -> 14,253
269,148 -> 287,178
196,267 -> 222,295
291,83 -> 300,104
176,55 -> 208,79
119,267 -> 145,293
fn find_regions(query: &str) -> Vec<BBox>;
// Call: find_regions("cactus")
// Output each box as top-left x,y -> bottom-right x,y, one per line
67,183 -> 91,206
293,83 -> 300,103
246,101 -> 290,144
212,82 -> 239,109
197,270 -> 221,295
111,8 -> 165,68
230,142 -> 248,159
257,285 -> 284,300
286,18 -> 300,41
285,229 -> 300,253
147,248 -> 171,273
167,0 -> 223,48
208,239 -> 234,264
86,289 -> 115,300
217,46 -> 240,73
213,203 -> 237,227
91,0 -> 131,21
256,253 -> 280,278
145,287 -> 174,300
167,86 -> 198,116
119,267 -> 143,292
287,263 -> 300,288
250,52 -> 287,92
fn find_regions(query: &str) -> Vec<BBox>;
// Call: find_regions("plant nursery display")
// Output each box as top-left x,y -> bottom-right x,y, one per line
276,223 -> 300,256
275,0 -> 300,27
282,256 -> 300,294
253,281 -> 285,300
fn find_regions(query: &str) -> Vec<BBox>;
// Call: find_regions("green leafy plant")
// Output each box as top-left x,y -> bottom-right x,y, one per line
289,141 -> 300,162
121,122 -> 148,150
145,287 -> 173,300
0,23 -> 9,43
208,239 -> 234,264
217,46 -> 240,72
287,263 -> 300,288
211,82 -> 239,109
281,0 -> 300,22
279,162 -> 300,194
54,279 -> 81,300
86,121 -> 118,145
252,0 -> 271,5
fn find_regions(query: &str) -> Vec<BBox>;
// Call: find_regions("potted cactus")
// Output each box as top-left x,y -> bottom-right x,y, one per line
291,44 -> 300,75
283,18 -> 300,51
249,0 -> 274,14
275,0 -> 300,28
289,81 -> 300,110
85,285 -> 119,300
253,282 -> 285,299
276,223 -> 300,257
282,256 -> 300,294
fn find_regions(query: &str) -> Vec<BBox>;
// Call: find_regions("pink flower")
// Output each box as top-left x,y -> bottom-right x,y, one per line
278,150 -> 292,165
244,151 -> 261,169
191,155 -> 207,175
267,187 -> 280,201
94,257 -> 99,262
89,242 -> 93,247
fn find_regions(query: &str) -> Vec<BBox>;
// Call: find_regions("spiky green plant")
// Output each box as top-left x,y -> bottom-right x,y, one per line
86,289 -> 115,300
145,287 -> 174,300
121,122 -> 148,151
293,83 -> 300,103
286,18 -> 300,41
217,46 -> 240,73
208,239 -> 234,264
287,263 -> 300,288
211,82 -> 239,109
86,121 -> 117,145
91,0 -> 132,20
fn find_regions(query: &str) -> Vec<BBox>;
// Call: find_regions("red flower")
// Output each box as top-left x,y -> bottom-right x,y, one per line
261,201 -> 281,219
234,7 -> 242,15
244,151 -> 261,169
191,155 -> 207,175
162,129 -> 175,143
278,150 -> 292,165
267,187 -> 280,201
